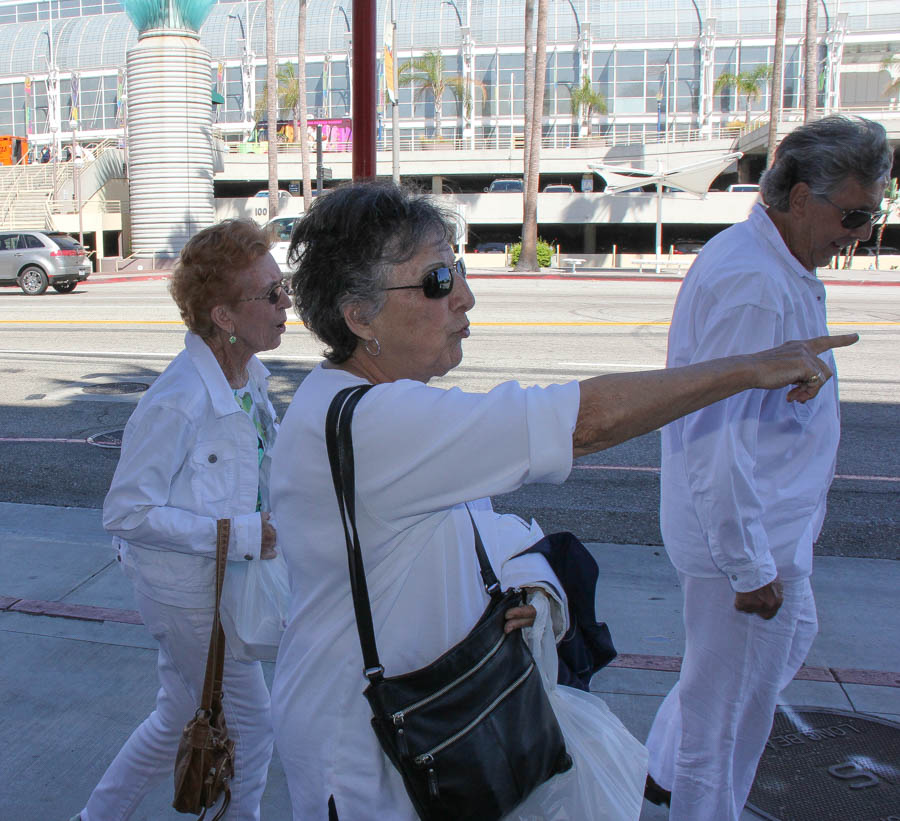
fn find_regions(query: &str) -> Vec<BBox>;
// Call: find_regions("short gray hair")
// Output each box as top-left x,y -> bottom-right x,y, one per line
760,115 -> 892,211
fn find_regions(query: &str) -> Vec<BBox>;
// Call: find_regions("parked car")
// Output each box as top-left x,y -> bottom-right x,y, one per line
672,239 -> 706,255
543,183 -> 575,193
484,179 -> 523,193
725,184 -> 760,193
0,230 -> 91,294
470,242 -> 508,254
265,216 -> 298,274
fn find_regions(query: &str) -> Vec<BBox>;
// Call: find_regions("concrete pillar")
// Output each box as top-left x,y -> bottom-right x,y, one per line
583,223 -> 597,254
432,175 -> 443,194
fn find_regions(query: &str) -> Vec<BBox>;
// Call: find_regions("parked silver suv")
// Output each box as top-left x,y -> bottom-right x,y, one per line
0,230 -> 91,295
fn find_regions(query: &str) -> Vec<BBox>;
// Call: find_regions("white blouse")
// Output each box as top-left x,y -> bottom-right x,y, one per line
661,204 -> 841,592
269,363 -> 580,820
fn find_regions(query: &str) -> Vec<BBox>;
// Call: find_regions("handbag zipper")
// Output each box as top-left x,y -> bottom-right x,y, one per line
412,660 -> 535,766
391,632 -> 506,727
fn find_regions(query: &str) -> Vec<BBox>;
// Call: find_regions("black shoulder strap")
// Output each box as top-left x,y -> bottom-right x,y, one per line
326,384 -> 502,683
326,385 -> 381,679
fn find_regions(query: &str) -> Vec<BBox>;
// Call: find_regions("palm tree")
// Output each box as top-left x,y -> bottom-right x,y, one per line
261,64 -> 300,125
265,0 -> 278,217
714,64 -> 773,127
297,0 -> 312,208
399,51 -> 468,138
569,76 -> 607,137
521,0 -> 535,185
516,0 -> 547,272
803,0 -> 817,122
263,59 -> 311,208
765,0 -> 786,167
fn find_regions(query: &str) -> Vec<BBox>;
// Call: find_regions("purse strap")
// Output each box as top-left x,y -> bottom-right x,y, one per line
325,385 -> 502,684
199,518 -> 230,712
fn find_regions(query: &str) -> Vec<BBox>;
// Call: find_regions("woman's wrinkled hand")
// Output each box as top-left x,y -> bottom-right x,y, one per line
260,511 -> 277,560
504,603 -> 537,634
751,333 -> 858,403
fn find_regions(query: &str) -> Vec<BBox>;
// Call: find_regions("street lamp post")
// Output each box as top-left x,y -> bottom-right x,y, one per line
228,8 -> 256,137
71,116 -> 83,246
460,26 -> 475,148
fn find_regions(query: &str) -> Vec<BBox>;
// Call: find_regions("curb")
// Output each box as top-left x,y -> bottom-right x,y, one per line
88,273 -> 170,284
4,595 -> 898,688
84,271 -> 900,287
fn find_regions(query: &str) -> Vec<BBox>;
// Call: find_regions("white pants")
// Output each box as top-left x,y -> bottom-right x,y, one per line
81,590 -> 273,821
646,574 -> 817,821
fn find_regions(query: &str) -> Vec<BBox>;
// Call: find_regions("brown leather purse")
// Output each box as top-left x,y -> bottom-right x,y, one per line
172,519 -> 236,820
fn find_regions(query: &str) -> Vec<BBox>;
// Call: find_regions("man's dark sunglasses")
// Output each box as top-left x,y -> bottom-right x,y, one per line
383,258 -> 466,299
239,280 -> 294,305
820,196 -> 888,230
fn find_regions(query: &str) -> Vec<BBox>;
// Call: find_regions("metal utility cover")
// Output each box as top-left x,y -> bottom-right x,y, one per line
747,707 -> 900,820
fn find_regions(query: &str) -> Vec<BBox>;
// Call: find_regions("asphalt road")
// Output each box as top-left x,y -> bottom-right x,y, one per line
1,276 -> 897,558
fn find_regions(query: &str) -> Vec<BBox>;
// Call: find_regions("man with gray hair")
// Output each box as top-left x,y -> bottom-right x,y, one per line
644,115 -> 893,820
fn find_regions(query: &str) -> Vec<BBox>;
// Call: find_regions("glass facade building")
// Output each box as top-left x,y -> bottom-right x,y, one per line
0,0 -> 897,145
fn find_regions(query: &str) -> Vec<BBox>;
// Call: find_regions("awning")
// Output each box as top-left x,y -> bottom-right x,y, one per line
590,152 -> 743,197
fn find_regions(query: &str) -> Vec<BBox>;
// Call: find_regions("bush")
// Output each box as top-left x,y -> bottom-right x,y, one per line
509,238 -> 554,268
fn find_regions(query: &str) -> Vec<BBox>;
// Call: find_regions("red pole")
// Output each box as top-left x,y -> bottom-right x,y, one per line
352,0 -> 377,180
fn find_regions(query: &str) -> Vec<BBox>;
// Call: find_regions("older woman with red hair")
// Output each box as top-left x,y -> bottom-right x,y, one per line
73,218 -> 292,821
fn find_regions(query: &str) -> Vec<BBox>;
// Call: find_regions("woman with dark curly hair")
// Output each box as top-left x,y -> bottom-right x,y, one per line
269,182 -> 855,820
73,218 -> 291,821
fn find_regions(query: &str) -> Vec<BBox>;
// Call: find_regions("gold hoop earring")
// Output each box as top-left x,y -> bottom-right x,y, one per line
364,337 -> 381,357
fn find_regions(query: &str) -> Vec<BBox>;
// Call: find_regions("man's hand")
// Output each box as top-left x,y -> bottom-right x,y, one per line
260,511 -> 277,560
734,578 -> 784,620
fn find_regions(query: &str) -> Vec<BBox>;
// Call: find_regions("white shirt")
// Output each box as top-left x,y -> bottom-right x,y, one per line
103,332 -> 278,608
269,364 -> 580,820
660,204 -> 841,592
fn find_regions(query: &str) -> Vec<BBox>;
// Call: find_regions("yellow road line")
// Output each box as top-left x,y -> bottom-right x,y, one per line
1,319 -> 899,327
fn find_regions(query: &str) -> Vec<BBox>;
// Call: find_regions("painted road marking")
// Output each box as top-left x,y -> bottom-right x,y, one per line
1,435 -> 896,485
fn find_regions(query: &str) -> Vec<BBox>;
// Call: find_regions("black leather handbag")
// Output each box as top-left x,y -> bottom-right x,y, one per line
326,385 -> 571,821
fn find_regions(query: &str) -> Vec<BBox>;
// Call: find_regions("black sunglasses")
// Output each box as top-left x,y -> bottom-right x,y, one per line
819,196 -> 888,230
239,280 -> 293,305
383,258 -> 466,299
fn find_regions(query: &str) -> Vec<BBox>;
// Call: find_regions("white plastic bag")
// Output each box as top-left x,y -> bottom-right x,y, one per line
220,552 -> 290,663
504,593 -> 648,821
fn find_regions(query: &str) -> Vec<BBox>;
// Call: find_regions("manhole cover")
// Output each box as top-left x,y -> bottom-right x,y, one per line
82,382 -> 148,395
747,707 -> 900,820
86,429 -> 124,448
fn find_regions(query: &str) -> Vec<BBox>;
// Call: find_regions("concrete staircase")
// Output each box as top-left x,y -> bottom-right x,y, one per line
0,163 -> 72,230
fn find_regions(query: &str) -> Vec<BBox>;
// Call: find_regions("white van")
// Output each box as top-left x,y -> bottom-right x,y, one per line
265,216 -> 298,274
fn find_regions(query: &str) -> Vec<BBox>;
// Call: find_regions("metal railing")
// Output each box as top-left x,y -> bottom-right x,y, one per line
218,104 -> 900,159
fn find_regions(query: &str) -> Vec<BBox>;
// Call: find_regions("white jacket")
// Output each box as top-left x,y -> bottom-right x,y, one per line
103,332 -> 278,608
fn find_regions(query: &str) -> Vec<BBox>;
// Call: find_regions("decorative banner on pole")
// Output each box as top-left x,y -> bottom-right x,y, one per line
376,54 -> 384,109
322,57 -> 331,116
115,70 -> 125,127
69,73 -> 79,126
656,63 -> 667,133
24,76 -> 33,134
383,27 -> 396,104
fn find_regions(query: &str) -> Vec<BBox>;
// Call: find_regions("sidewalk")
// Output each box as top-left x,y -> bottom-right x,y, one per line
1,501 -> 897,820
